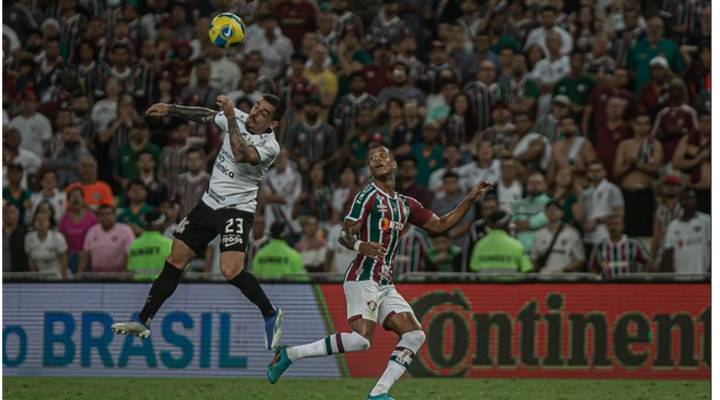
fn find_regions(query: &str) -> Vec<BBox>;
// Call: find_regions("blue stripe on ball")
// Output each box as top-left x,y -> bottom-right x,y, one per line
214,35 -> 227,48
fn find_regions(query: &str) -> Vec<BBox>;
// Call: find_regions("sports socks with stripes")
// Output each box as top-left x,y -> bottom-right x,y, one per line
370,330 -> 426,396
287,331 -> 370,362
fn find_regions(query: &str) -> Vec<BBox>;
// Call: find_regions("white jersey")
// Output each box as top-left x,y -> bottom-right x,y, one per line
531,225 -> 585,274
663,213 -> 711,275
202,109 -> 280,213
457,159 -> 500,191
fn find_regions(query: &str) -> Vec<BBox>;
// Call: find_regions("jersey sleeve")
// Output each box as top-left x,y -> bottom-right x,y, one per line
345,187 -> 375,222
405,196 -> 434,227
214,112 -> 228,131
256,137 -> 281,166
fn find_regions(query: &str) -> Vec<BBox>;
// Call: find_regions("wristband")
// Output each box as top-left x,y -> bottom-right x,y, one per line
353,241 -> 362,252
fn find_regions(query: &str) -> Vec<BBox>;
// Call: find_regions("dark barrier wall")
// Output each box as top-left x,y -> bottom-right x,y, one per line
319,283 -> 710,379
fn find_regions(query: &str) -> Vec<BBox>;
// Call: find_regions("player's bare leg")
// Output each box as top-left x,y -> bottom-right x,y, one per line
221,251 -> 284,350
267,318 -> 375,384
112,239 -> 193,338
367,312 -> 426,400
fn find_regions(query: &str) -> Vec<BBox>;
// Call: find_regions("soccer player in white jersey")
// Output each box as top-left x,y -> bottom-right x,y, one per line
112,95 -> 286,351
267,146 -> 492,400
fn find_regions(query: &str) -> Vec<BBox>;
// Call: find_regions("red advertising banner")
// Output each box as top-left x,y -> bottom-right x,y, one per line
319,283 -> 710,379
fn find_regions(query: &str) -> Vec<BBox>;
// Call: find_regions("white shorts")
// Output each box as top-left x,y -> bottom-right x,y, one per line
343,280 -> 417,329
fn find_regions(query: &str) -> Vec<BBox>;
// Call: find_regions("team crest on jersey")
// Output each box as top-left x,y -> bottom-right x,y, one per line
376,201 -> 388,214
367,300 -> 378,312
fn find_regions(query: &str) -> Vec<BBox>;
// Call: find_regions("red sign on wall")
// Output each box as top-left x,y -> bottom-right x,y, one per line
319,284 -> 710,379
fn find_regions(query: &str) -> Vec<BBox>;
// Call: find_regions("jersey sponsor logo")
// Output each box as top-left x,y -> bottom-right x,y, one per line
214,157 -> 236,178
130,246 -> 163,256
381,217 -> 404,232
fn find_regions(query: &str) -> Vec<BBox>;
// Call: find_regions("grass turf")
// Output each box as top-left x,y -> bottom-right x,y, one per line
3,377 -> 709,400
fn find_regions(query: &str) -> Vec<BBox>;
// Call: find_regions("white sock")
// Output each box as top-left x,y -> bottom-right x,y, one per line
370,330 -> 426,396
287,331 -> 370,362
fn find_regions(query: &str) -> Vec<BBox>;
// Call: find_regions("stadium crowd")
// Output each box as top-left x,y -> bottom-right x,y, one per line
2,0 -> 711,281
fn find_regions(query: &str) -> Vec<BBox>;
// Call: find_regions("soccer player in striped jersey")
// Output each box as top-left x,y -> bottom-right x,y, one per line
588,213 -> 651,280
268,146 -> 492,399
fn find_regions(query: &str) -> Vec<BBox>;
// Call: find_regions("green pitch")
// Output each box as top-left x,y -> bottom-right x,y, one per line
3,377 -> 709,400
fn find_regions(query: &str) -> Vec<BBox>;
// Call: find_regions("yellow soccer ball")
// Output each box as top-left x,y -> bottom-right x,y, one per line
208,12 -> 246,49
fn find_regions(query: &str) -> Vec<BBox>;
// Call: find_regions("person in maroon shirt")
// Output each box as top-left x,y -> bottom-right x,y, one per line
582,67 -> 636,141
651,80 -> 699,164
638,56 -> 671,117
595,96 -> 632,178
361,41 -> 393,97
277,0 -> 319,49
397,156 -> 433,208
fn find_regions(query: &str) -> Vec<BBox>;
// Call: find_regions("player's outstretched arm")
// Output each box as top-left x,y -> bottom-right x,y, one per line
217,95 -> 261,165
422,181 -> 493,234
146,103 -> 217,124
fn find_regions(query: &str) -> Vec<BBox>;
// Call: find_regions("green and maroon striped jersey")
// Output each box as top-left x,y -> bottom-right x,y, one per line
589,235 -> 651,280
344,183 -> 433,284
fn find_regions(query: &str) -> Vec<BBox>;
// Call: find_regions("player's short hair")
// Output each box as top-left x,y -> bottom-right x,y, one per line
260,94 -> 286,122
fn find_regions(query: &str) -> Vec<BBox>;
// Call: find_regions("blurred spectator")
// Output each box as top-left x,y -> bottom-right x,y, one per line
204,44 -> 241,92
411,121 -> 444,187
479,103 -> 515,157
512,111 -> 550,175
285,96 -> 339,173
3,163 -> 32,224
181,59 -> 221,108
585,36 -> 615,81
583,66 -> 636,138
295,214 -> 327,273
159,122 -> 190,195
333,71 -> 378,144
654,79 -> 699,164
596,95 -> 632,174
660,190 -> 711,274
428,143 -> 462,194
639,57 -> 672,116
4,127 -> 42,185
59,186 -> 97,275
361,41 -> 392,96
108,43 -> 134,91
10,91 -> 53,158
397,156 -> 432,208
127,210 -> 172,281
614,113 -> 663,237
368,0 -> 406,45
91,78 -> 122,135
117,180 -> 153,236
252,221 -> 307,281
495,157 -> 523,213
394,225 -> 434,276
425,72 -> 460,124
628,16 -> 685,93
458,140 -> 500,190
469,194 -> 499,246
331,0 -> 364,43
27,169 -> 66,226
589,214 -> 651,279
582,160 -> 625,254
277,0 -> 319,49
391,98 -> 422,157
432,171 -> 473,263
525,4 -> 573,57
66,155 -> 114,210
262,149 -> 303,239
378,62 -> 425,106
298,162 -> 334,227
672,112 -> 710,214
331,165 -> 358,223
547,115 -> 596,185
78,204 -> 134,278
498,52 -> 539,116
512,172 -> 551,252
553,50 -> 595,120
115,119 -> 161,188
228,69 -> 262,105
549,165 -> 585,230
379,97 -> 404,143
470,210 -> 532,273
428,232 -> 462,273
609,3 -> 645,68
243,14 -> 294,81
48,125 -> 91,187
137,151 -> 168,208
651,175 -> 683,260
464,59 -> 497,133
533,94 -> 570,143
175,147 -> 210,218
25,210 -> 68,280
305,43 -> 338,109
76,40 -> 110,101
443,93 -> 474,146
529,31 -> 570,118
531,199 -> 584,274
3,203 -> 29,273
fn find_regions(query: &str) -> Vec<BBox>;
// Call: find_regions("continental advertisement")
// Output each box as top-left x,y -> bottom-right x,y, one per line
3,283 -> 710,379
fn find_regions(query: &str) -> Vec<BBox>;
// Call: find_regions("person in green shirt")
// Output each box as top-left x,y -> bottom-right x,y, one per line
410,121 -> 444,187
252,222 -> 308,281
553,50 -> 595,120
512,172 -> 552,252
117,180 -> 154,235
115,119 -> 161,187
127,211 -> 172,281
470,210 -> 533,273
627,16 -> 685,93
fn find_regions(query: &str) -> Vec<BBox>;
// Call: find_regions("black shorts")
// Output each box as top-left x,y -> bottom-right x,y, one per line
173,200 -> 253,255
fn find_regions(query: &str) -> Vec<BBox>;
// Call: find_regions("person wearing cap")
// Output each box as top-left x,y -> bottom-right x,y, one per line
251,221 -> 307,281
628,15 -> 685,93
127,210 -> 173,281
530,199 -> 584,274
532,94 -> 570,143
9,90 -> 53,159
638,56 -> 671,114
469,210 -> 533,273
